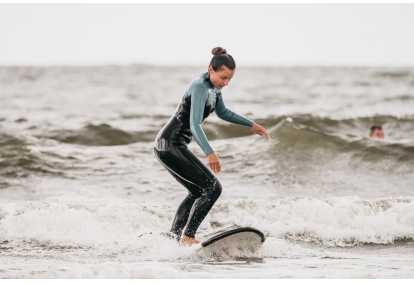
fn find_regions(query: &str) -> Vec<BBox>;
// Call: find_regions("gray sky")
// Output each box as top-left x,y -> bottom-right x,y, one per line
1,3 -> 414,66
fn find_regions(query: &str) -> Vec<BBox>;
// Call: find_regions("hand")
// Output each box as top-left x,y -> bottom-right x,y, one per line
207,152 -> 221,174
251,123 -> 270,139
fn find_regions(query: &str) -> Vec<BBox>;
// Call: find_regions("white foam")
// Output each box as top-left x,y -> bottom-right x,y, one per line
1,197 -> 414,278
1,196 -> 413,252
209,196 -> 414,247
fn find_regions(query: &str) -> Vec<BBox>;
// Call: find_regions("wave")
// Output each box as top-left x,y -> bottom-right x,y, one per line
1,197 -> 412,250
204,115 -> 414,168
43,123 -> 157,146
212,197 -> 414,247
0,133 -> 67,182
268,116 -> 414,159
3,115 -> 413,186
20,114 -> 414,150
371,69 -> 414,78
212,115 -> 414,198
204,114 -> 413,142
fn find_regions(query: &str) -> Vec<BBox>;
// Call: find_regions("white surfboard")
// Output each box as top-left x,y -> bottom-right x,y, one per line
198,227 -> 265,256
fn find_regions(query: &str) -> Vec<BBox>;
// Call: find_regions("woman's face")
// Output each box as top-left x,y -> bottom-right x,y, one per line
208,66 -> 235,90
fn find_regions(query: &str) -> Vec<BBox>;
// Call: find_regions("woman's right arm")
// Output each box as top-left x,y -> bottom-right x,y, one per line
189,88 -> 221,173
189,88 -> 214,156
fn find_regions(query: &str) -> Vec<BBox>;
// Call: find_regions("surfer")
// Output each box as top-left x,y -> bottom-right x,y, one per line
154,47 -> 270,247
369,125 -> 384,139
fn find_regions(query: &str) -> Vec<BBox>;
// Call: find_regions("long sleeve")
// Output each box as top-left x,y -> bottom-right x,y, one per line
215,93 -> 254,127
189,87 -> 214,156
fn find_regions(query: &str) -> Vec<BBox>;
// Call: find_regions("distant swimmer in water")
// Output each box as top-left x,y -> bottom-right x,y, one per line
369,125 -> 384,139
154,47 -> 270,247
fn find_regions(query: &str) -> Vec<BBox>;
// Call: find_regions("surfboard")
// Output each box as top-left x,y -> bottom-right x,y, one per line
198,227 -> 265,255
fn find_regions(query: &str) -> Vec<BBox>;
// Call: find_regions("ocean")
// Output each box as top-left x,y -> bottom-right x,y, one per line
0,65 -> 413,279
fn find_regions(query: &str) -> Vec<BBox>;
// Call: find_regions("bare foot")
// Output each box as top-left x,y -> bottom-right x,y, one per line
179,235 -> 200,247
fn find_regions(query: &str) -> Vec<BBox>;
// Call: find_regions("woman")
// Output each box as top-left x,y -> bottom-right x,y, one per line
154,47 -> 270,247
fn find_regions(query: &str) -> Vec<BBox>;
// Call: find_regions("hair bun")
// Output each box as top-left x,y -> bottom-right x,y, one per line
211,47 -> 227,56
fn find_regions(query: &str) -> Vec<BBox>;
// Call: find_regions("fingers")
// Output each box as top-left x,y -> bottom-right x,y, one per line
209,161 -> 221,174
256,127 -> 270,140
207,152 -> 221,174
252,123 -> 270,139
262,129 -> 271,139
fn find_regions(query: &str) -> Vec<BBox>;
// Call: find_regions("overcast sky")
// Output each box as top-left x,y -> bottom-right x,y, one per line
1,3 -> 414,66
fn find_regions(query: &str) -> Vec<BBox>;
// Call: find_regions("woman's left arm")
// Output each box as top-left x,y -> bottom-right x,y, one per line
215,94 -> 270,139
250,123 -> 270,139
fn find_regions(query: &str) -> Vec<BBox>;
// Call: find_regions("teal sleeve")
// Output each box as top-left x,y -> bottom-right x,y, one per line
190,88 -> 214,156
215,94 -> 254,127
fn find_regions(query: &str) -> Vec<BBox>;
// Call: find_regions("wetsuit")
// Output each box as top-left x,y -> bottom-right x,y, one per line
154,72 -> 253,240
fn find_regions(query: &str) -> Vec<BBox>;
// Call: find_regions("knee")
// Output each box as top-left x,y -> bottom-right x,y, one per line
205,179 -> 222,200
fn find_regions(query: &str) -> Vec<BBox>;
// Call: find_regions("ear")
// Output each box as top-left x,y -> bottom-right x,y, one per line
208,66 -> 213,74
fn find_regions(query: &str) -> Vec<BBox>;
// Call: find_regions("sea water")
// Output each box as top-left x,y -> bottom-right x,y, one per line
0,65 -> 413,278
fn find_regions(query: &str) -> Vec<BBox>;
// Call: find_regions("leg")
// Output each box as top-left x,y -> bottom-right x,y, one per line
154,147 -> 222,240
182,181 -> 222,238
154,148 -> 203,240
164,168 -> 201,240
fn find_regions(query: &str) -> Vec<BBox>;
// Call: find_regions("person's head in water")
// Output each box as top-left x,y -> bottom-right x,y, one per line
369,125 -> 384,139
208,47 -> 236,90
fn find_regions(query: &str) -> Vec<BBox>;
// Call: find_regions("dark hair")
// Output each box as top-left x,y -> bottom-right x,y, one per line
209,47 -> 236,71
370,125 -> 382,132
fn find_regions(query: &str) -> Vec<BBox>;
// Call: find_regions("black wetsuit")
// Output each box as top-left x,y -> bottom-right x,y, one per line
154,72 -> 253,240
